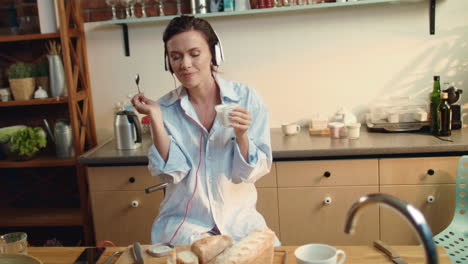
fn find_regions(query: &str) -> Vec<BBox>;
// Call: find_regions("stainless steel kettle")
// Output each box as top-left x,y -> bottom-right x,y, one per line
114,110 -> 142,150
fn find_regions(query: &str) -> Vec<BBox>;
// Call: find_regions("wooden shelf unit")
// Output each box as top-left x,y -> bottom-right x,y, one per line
0,208 -> 82,227
0,156 -> 75,169
0,0 -> 97,245
0,29 -> 80,43
0,91 -> 86,107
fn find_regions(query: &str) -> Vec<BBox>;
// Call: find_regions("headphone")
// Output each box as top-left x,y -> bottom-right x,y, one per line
164,30 -> 225,74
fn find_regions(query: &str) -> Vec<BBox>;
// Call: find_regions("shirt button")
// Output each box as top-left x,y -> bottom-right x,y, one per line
209,137 -> 214,141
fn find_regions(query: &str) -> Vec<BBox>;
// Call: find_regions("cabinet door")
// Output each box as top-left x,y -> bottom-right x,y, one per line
91,190 -> 164,246
256,162 -> 277,188
278,186 -> 379,245
257,187 -> 280,239
87,166 -> 162,192
380,185 -> 456,245
277,160 -> 378,187
380,157 -> 458,185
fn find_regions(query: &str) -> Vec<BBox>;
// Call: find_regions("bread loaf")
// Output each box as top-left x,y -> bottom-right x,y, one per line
191,235 -> 233,264
166,249 -> 176,264
211,228 -> 275,264
177,250 -> 199,264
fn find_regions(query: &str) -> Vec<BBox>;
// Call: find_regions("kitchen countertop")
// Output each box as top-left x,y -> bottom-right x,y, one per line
28,245 -> 451,263
78,128 -> 468,165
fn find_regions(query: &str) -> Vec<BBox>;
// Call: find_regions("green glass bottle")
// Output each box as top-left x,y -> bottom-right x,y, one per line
430,76 -> 441,134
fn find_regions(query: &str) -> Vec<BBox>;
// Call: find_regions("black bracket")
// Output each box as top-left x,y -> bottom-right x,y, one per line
429,0 -> 436,35
121,24 -> 130,56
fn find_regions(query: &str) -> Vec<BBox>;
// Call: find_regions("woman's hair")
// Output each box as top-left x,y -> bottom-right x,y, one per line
163,15 -> 220,70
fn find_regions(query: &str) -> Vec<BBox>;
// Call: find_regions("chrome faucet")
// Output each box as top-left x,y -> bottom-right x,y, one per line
344,193 -> 438,264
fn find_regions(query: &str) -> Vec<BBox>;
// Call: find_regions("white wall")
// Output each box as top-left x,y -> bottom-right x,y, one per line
84,0 -> 468,143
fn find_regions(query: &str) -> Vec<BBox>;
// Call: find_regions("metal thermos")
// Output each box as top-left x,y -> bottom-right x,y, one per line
114,110 -> 142,150
54,120 -> 74,158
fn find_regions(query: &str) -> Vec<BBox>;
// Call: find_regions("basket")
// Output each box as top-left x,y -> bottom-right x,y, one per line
9,78 -> 35,100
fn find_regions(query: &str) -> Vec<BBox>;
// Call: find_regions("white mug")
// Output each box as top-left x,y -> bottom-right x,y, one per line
282,123 -> 301,136
295,244 -> 346,264
215,103 -> 239,127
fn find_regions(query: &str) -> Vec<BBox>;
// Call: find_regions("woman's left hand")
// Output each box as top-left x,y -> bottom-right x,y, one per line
229,107 -> 251,138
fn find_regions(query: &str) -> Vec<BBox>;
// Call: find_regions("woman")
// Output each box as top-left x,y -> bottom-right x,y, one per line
131,15 -> 279,246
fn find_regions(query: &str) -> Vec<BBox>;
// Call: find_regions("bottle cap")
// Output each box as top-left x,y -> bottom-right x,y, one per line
440,92 -> 448,99
434,76 -> 440,81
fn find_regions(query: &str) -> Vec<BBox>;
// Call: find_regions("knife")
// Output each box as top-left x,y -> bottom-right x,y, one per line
132,242 -> 145,264
374,240 -> 407,264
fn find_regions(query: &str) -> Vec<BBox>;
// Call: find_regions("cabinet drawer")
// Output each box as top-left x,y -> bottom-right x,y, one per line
87,166 -> 162,192
278,186 -> 379,245
277,160 -> 378,187
380,185 -> 456,245
255,162 -> 277,188
257,187 -> 280,239
380,157 -> 459,185
91,190 -> 164,246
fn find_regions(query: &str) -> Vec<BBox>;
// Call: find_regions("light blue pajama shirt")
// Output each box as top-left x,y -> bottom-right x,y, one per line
147,73 -> 280,246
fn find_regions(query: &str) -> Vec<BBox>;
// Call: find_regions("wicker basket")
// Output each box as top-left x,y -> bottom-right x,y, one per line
35,76 -> 49,96
9,77 -> 35,100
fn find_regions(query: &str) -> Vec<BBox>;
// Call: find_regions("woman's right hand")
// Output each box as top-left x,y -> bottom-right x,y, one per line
131,93 -> 161,118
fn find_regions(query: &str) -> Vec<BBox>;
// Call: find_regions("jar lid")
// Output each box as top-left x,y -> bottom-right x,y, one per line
346,123 -> 361,128
328,122 -> 344,128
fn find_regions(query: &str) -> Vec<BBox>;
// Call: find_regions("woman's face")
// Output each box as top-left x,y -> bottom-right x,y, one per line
167,30 -> 213,89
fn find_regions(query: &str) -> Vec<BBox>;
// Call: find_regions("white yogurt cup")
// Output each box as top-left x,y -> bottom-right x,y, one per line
346,123 -> 361,139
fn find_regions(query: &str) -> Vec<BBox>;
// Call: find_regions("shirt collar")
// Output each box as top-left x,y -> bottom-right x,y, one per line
159,73 -> 240,107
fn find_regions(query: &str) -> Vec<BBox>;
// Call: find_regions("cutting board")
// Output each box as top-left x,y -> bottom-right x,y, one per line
114,245 -> 190,264
113,245 -> 288,264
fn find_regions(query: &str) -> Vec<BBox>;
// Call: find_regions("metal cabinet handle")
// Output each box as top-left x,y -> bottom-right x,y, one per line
427,169 -> 435,176
427,195 -> 435,203
323,171 -> 331,178
131,200 -> 139,207
129,177 -> 136,183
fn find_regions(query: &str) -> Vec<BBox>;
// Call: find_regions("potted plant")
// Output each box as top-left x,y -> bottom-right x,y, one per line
34,58 -> 49,96
6,62 -> 36,100
7,126 -> 47,161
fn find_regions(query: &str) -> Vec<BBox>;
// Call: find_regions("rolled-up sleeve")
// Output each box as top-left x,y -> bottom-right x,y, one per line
148,135 -> 192,184
231,92 -> 272,184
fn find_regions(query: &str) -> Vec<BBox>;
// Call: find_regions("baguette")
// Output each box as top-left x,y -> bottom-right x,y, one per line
166,249 -> 176,264
191,235 -> 233,264
177,250 -> 199,264
212,228 -> 275,264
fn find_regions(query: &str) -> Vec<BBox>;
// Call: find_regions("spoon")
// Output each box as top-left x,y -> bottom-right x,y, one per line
135,74 -> 141,94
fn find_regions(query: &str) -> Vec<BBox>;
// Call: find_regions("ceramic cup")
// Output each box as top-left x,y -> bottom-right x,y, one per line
215,103 -> 239,127
0,232 -> 28,254
282,123 -> 301,136
295,244 -> 346,264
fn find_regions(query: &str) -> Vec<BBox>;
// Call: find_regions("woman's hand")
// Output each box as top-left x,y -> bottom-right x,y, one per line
229,107 -> 251,138
131,93 -> 161,118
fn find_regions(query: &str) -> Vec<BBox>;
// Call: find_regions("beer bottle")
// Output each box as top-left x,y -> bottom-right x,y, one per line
430,76 -> 441,135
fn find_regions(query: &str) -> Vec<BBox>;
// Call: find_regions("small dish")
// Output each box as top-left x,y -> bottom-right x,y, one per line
146,242 -> 174,257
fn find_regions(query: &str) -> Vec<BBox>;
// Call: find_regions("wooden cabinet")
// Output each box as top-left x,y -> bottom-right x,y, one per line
256,163 -> 280,238
379,157 -> 458,245
87,166 -> 164,246
278,186 -> 379,245
0,0 -> 96,245
277,160 -> 379,245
